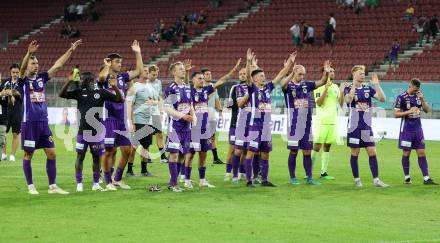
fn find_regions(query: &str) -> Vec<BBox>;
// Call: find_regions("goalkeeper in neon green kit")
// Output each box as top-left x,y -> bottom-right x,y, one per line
312,67 -> 345,179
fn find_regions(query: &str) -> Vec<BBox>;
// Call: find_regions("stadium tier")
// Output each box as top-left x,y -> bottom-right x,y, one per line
0,0 -> 244,77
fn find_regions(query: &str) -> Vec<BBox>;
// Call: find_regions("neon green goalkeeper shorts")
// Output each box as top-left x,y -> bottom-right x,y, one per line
313,124 -> 338,144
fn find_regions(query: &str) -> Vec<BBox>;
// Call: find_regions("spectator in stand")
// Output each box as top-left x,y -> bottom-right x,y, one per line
428,14 -> 439,42
60,24 -> 71,39
302,21 -> 308,41
67,4 -> 77,22
198,10 -> 207,25
304,23 -> 315,46
329,13 -> 336,42
76,4 -> 85,20
366,0 -> 379,8
355,0 -> 366,14
388,39 -> 400,72
87,3 -> 99,22
149,32 -> 160,44
70,26 -> 80,38
163,27 -> 176,42
290,23 -> 301,47
418,15 -> 430,46
343,0 -> 354,9
324,21 -> 335,47
404,4 -> 415,21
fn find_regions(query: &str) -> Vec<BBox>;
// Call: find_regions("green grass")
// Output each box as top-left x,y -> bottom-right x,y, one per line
1,127 -> 440,243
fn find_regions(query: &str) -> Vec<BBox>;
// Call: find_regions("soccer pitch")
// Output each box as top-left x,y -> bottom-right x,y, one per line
0,131 -> 439,243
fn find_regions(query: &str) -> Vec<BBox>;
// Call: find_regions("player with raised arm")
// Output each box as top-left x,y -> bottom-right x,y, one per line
343,66 -> 388,188
242,49 -> 294,187
98,40 -> 143,191
19,39 -> 82,195
163,61 -> 196,192
224,67 -> 247,181
394,78 -> 437,185
59,71 -> 124,192
311,66 -> 341,180
282,58 -> 329,186
183,59 -> 240,189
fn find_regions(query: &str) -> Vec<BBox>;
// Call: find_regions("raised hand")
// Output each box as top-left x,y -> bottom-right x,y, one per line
70,39 -> 82,51
246,48 -> 255,62
289,51 -> 297,64
371,73 -> 380,85
232,58 -> 242,72
182,114 -> 193,122
323,60 -> 332,73
28,40 -> 39,54
184,59 -> 193,71
103,58 -> 111,67
131,40 -> 141,53
416,90 -> 424,100
339,81 -> 349,91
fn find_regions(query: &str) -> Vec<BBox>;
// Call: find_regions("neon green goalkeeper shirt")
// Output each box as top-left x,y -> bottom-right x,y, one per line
314,83 -> 340,125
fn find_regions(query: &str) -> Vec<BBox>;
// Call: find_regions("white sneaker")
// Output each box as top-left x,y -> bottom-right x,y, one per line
92,183 -> 104,191
28,184 -> 39,195
76,183 -> 84,192
179,175 -> 186,183
232,177 -> 239,184
199,180 -> 216,188
239,173 -> 246,180
105,184 -> 117,191
9,155 -> 15,161
354,178 -> 363,188
1,154 -> 7,161
48,185 -> 69,195
168,186 -> 183,192
113,180 -> 131,189
373,178 -> 389,188
160,158 -> 168,163
224,173 -> 231,181
184,180 -> 193,189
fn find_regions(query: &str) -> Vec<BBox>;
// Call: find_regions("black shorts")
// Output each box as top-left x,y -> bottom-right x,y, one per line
151,115 -> 163,134
134,124 -> 154,149
6,114 -> 21,134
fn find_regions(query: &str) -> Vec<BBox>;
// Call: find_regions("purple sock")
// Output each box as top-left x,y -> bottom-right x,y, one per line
303,155 -> 312,178
418,156 -> 429,177
104,171 -> 112,185
114,167 -> 124,182
261,159 -> 269,182
46,159 -> 56,185
350,155 -> 359,178
185,166 -> 192,180
288,153 -> 297,179
368,155 -> 379,178
402,155 -> 410,176
168,162 -> 178,186
226,163 -> 232,173
232,155 -> 240,177
177,163 -> 184,176
199,167 -> 206,180
245,158 -> 252,182
75,172 -> 83,184
252,155 -> 260,179
93,171 -> 100,184
239,163 -> 245,174
23,159 -> 33,185
110,166 -> 114,176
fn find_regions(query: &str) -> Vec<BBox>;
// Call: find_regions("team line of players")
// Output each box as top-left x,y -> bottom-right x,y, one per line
15,40 -> 436,194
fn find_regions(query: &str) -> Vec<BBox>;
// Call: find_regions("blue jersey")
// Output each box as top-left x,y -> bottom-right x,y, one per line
191,84 -> 215,133
344,84 -> 377,130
